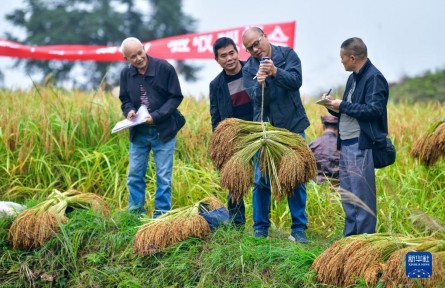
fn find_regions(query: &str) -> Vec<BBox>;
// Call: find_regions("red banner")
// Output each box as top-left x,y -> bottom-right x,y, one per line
0,21 -> 295,62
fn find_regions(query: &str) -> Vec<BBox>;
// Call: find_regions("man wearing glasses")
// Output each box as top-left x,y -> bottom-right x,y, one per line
242,27 -> 310,243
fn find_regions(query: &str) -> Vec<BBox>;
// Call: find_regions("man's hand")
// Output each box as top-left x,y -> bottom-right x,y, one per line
256,58 -> 277,85
256,71 -> 268,85
259,58 -> 277,77
127,110 -> 137,120
145,114 -> 154,124
324,96 -> 341,113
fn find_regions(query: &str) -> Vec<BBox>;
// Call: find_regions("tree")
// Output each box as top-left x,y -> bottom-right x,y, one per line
390,69 -> 445,103
4,0 -> 198,89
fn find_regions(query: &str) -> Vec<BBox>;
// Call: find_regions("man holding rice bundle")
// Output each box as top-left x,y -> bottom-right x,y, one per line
242,27 -> 310,243
118,37 -> 184,218
323,37 -> 389,236
209,37 -> 254,228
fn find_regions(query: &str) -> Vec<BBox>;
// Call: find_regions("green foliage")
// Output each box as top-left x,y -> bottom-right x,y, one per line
0,86 -> 444,286
0,210 -> 324,287
390,68 -> 445,103
4,0 -> 198,89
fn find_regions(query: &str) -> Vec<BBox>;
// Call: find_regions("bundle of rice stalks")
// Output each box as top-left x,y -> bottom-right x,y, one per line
381,247 -> 415,288
220,155 -> 253,203
134,196 -> 224,256
382,244 -> 445,287
312,237 -> 369,286
411,120 -> 445,166
311,234 -> 445,287
8,189 -> 109,249
198,195 -> 226,211
311,234 -> 390,286
8,200 -> 68,249
342,238 -> 403,286
210,118 -> 243,170
210,118 -> 316,202
66,190 -> 110,217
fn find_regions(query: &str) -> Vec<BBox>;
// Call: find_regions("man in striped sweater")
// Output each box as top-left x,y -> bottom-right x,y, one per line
209,37 -> 253,228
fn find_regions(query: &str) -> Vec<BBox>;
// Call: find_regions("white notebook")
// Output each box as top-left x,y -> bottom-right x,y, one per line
111,105 -> 149,134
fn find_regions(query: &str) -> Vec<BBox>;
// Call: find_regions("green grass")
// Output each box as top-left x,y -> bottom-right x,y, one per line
0,209 -> 326,287
0,86 -> 444,287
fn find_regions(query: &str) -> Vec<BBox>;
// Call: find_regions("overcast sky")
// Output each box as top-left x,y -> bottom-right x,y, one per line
1,0 -> 445,98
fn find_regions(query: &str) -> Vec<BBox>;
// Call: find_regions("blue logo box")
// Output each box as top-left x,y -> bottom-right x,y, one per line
405,251 -> 432,278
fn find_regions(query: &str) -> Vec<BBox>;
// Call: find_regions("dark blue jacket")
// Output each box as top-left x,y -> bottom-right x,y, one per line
329,59 -> 389,149
209,61 -> 247,130
242,45 -> 309,133
119,55 -> 183,142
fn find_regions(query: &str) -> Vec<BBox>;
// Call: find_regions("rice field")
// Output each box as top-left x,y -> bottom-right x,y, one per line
0,86 -> 444,287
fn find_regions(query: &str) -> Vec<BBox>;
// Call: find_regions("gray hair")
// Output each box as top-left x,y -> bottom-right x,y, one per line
120,37 -> 143,56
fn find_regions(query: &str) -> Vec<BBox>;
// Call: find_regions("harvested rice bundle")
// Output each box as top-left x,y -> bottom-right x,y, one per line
210,118 -> 243,170
382,249 -> 445,288
342,238 -> 403,286
199,195 -> 225,211
314,234 -> 444,287
317,238 -> 370,287
211,118 -> 316,202
312,233 -> 403,286
311,236 -> 357,285
279,146 -> 316,197
8,199 -> 68,249
362,263 -> 384,287
8,189 -> 110,249
381,247 -> 414,288
134,200 -> 216,256
220,155 -> 253,203
411,120 -> 445,166
67,191 -> 110,216
429,251 -> 445,286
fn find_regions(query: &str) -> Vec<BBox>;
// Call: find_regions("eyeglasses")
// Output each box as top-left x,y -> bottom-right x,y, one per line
245,36 -> 263,52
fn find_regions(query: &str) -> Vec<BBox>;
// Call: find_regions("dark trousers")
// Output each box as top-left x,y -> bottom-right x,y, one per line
227,193 -> 245,226
339,140 -> 376,236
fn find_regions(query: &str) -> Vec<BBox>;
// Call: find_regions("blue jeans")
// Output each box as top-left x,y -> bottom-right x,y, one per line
339,140 -> 376,236
252,132 -> 308,235
127,126 -> 176,217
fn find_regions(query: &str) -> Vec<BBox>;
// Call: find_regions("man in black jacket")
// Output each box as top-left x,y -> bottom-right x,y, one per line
119,37 -> 183,217
209,37 -> 253,227
324,37 -> 389,236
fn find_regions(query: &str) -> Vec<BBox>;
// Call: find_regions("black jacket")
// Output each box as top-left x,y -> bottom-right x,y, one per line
242,45 -> 309,133
209,61 -> 247,130
329,59 -> 389,149
119,55 -> 183,142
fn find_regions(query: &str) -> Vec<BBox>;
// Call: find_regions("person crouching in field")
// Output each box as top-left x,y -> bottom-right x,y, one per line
309,115 -> 340,185
209,37 -> 254,228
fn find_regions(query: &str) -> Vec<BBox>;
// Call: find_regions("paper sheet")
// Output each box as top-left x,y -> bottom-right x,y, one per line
111,105 -> 149,134
315,97 -> 332,106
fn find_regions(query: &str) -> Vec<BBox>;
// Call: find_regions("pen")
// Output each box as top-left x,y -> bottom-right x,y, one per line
326,88 -> 332,96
